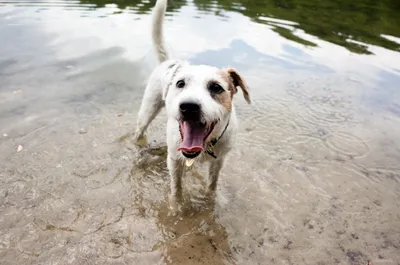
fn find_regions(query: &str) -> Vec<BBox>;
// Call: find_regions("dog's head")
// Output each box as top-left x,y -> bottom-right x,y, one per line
162,62 -> 251,158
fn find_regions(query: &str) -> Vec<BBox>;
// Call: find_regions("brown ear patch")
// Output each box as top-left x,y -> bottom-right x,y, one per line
215,90 -> 233,111
216,71 -> 235,110
224,68 -> 251,104
219,71 -> 236,97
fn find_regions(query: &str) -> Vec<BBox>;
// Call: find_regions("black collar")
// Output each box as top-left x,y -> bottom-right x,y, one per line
206,118 -> 230,159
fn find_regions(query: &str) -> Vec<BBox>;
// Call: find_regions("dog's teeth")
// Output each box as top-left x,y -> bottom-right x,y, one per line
185,158 -> 195,167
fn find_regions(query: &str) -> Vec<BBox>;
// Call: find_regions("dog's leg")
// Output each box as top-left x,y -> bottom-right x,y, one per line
133,82 -> 164,143
167,155 -> 184,211
208,158 -> 225,193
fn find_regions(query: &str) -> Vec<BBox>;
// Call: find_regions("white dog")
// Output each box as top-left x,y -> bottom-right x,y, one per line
134,0 -> 251,209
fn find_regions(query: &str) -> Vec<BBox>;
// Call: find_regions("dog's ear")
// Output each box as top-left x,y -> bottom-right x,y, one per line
225,68 -> 251,104
161,61 -> 182,100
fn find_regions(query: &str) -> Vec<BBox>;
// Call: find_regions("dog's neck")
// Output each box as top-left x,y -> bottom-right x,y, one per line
210,115 -> 230,146
204,113 -> 232,159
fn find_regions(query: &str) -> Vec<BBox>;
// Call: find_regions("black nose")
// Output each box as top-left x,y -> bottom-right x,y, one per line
179,102 -> 200,113
179,102 -> 201,120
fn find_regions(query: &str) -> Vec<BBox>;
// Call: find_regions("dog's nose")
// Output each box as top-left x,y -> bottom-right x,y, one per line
179,102 -> 201,120
179,102 -> 200,113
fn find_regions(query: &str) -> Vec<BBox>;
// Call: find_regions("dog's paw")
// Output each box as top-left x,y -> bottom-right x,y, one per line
169,196 -> 183,216
132,132 -> 148,147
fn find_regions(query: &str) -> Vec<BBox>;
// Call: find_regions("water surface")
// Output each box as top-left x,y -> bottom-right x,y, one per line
1,0 -> 400,264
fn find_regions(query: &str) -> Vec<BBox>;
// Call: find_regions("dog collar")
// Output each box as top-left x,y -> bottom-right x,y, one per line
178,119 -> 230,159
205,119 -> 230,159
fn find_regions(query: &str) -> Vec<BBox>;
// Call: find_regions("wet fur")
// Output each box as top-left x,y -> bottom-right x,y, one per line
133,0 -> 250,210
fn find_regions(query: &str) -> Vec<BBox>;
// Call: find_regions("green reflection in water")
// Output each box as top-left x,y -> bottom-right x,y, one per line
199,0 -> 400,54
80,0 -> 400,54
80,0 -> 186,14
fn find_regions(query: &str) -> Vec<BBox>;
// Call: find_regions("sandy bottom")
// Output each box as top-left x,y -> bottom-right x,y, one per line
1,2 -> 400,265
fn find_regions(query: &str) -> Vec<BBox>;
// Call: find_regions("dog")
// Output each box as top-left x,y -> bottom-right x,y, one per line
133,0 -> 251,210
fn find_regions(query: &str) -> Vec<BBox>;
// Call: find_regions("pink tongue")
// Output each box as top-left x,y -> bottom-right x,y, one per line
178,121 -> 206,152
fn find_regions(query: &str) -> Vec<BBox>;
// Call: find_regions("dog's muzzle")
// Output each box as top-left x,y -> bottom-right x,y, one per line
179,101 -> 201,121
177,101 -> 216,158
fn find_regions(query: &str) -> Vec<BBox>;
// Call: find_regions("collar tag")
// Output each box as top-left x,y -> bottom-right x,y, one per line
185,158 -> 195,167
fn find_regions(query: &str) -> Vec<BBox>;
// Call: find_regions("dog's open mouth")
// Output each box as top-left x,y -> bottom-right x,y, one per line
178,121 -> 216,158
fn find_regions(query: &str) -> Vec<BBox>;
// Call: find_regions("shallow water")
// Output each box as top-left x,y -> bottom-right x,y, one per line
1,0 -> 400,264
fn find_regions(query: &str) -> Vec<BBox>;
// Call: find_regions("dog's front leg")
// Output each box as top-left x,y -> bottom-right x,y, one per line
167,154 -> 184,211
208,158 -> 225,193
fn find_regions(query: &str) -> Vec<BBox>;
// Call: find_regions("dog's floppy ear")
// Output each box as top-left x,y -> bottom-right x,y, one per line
161,61 -> 182,100
225,67 -> 251,104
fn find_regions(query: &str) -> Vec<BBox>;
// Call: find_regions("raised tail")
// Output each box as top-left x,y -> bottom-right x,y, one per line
152,0 -> 169,63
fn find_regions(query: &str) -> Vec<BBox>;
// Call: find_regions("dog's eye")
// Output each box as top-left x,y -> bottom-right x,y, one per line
176,80 -> 185,88
208,82 -> 224,94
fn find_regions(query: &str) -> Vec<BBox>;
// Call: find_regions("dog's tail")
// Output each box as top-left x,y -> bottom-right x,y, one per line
152,0 -> 169,63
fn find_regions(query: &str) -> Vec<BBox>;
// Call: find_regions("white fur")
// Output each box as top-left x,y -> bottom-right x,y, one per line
134,0 -> 249,210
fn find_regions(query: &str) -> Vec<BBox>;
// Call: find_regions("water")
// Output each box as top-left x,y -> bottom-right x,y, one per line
1,0 -> 400,264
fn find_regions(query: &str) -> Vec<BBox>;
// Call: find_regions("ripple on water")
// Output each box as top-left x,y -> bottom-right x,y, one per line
324,130 -> 370,158
302,100 -> 364,125
362,167 -> 400,186
314,160 -> 376,188
237,96 -> 304,141
286,79 -> 365,131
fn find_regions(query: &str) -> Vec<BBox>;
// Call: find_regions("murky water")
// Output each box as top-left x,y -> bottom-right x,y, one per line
1,0 -> 400,264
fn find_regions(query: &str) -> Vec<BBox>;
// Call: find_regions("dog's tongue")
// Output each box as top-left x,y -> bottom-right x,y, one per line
178,121 -> 206,152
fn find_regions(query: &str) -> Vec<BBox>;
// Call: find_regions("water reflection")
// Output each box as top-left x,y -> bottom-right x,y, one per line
74,0 -> 400,55
1,0 -> 400,264
194,0 -> 400,54
1,0 -> 399,54
190,38 -> 333,72
80,0 -> 186,14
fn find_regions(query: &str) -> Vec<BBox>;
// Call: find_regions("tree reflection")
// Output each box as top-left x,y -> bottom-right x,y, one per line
79,0 -> 400,54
